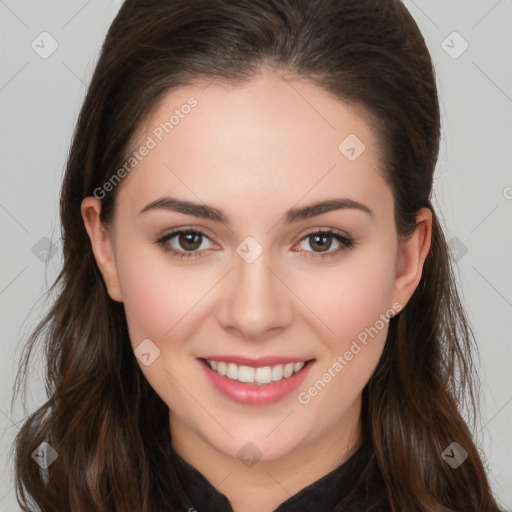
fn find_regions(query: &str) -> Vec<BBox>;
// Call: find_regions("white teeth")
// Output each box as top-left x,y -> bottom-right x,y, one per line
238,365 -> 255,383
283,363 -> 294,378
217,361 -> 227,376
271,364 -> 283,381
226,363 -> 238,379
206,359 -> 306,384
255,366 -> 272,384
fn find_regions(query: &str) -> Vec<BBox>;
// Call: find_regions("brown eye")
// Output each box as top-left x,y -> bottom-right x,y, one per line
308,233 -> 333,252
295,230 -> 355,259
156,228 -> 216,259
178,232 -> 203,251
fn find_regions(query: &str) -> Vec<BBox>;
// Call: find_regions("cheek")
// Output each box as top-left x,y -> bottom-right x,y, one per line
297,253 -> 398,416
291,241 -> 397,402
115,240 -> 207,349
115,245 -> 213,407
293,246 -> 397,345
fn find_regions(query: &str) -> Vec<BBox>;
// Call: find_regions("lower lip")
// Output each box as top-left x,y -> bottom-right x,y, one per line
198,358 -> 316,406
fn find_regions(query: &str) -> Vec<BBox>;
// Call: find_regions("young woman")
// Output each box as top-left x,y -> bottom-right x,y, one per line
12,0 -> 502,511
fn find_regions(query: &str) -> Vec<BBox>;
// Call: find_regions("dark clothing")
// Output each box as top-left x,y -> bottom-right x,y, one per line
149,421 -> 390,512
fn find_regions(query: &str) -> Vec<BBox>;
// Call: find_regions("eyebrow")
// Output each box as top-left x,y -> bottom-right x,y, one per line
139,196 -> 374,224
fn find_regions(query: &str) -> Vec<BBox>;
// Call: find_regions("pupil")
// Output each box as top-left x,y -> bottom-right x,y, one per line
311,234 -> 331,252
180,232 -> 201,250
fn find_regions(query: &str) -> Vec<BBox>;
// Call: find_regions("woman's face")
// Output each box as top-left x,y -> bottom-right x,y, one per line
82,72 -> 430,462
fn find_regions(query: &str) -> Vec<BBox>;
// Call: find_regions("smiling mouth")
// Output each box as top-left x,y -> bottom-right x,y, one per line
202,358 -> 314,385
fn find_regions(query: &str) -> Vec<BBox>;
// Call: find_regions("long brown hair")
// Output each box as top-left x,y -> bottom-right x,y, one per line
11,0 -> 501,510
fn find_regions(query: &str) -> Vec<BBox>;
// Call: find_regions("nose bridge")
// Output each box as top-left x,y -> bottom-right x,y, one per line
218,245 -> 293,338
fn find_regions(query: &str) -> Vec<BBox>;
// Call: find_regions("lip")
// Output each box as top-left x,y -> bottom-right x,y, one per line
197,357 -> 316,406
200,354 -> 311,367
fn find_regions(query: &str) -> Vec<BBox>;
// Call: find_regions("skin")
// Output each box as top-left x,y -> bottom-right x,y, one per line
81,71 -> 431,512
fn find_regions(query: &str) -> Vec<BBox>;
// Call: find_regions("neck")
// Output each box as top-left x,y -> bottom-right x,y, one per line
168,400 -> 363,512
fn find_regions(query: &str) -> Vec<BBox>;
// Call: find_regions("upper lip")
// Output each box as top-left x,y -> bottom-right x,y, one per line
200,355 -> 314,367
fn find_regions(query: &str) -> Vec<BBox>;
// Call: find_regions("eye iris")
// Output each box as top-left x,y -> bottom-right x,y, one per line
179,232 -> 202,250
310,234 -> 332,252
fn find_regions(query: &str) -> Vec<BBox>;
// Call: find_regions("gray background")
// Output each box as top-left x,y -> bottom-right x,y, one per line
1,0 -> 511,509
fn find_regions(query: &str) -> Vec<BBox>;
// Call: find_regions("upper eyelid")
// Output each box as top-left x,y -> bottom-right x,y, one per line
298,226 -> 351,239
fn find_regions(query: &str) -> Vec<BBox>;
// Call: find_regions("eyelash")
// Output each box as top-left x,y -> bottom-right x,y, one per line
155,227 -> 356,260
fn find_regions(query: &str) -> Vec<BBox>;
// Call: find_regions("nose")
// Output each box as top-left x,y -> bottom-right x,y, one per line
217,249 -> 295,340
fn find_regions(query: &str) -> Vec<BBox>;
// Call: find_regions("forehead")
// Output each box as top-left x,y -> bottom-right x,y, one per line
118,72 -> 390,218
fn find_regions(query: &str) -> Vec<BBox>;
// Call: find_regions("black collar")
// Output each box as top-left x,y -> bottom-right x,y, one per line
149,423 -> 389,512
